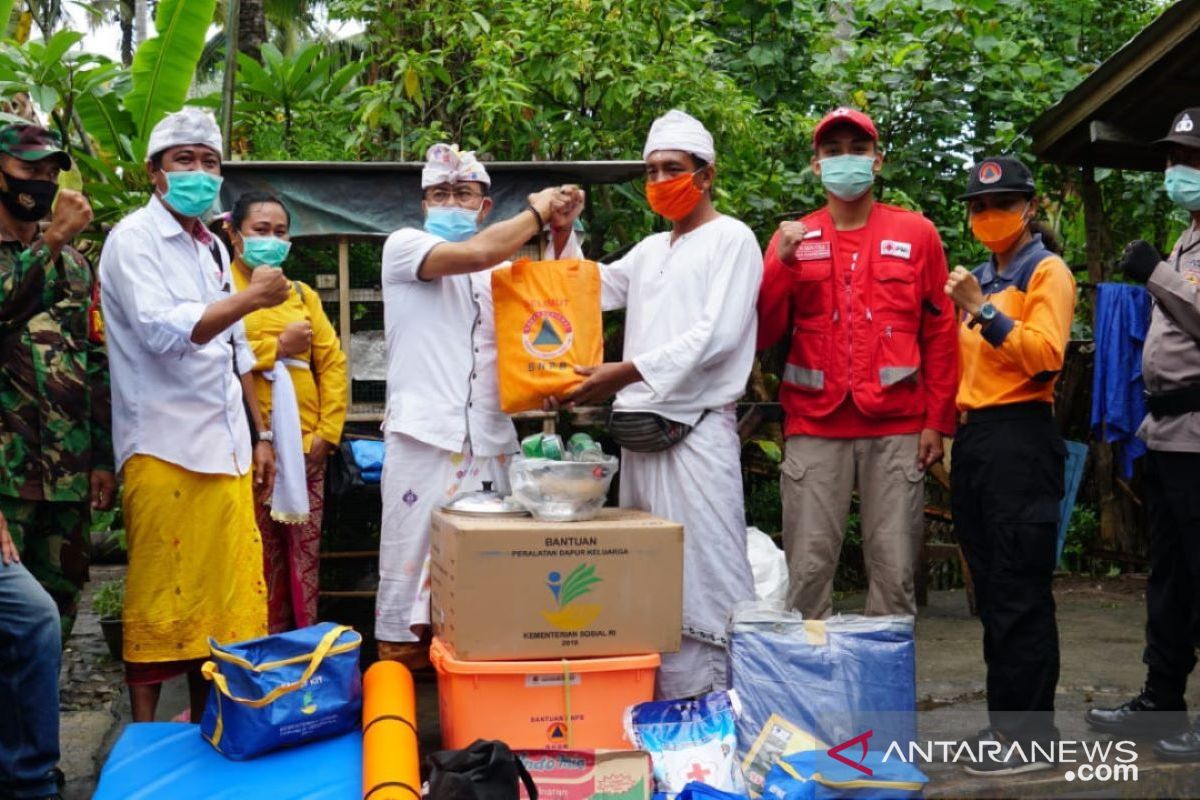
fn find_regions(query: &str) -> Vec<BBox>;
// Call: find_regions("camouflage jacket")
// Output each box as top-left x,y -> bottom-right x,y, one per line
0,233 -> 113,502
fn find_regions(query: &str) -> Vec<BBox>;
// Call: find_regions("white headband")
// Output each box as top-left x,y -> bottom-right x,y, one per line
147,107 -> 222,160
642,109 -> 715,163
420,143 -> 491,188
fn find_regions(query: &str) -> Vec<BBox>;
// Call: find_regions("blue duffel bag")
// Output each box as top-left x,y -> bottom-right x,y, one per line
200,622 -> 363,760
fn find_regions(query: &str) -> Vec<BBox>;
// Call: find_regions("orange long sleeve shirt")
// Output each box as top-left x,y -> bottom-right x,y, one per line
957,236 -> 1076,412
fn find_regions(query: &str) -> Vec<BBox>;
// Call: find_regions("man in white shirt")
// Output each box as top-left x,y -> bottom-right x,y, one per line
99,108 -> 289,722
377,144 -> 576,666
550,110 -> 761,698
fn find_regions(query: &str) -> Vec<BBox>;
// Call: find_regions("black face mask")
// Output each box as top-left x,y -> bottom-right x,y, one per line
0,172 -> 58,222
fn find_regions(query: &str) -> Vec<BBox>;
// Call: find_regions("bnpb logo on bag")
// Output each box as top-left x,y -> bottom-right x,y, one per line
542,564 -> 602,630
522,310 -> 574,360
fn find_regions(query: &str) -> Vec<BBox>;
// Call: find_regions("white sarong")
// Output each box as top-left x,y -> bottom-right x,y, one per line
375,432 -> 512,643
619,407 -> 754,698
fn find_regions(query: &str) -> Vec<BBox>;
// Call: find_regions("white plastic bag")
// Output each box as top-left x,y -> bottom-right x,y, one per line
746,527 -> 788,603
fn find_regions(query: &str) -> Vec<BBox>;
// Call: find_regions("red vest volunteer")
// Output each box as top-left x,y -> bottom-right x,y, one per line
759,202 -> 958,436
756,106 -> 958,622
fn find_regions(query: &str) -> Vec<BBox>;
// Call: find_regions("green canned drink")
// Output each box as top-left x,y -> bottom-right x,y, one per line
521,433 -> 545,458
541,434 -> 565,461
568,432 -> 605,462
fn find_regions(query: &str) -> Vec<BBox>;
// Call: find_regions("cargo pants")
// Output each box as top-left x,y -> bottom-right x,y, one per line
780,433 -> 924,620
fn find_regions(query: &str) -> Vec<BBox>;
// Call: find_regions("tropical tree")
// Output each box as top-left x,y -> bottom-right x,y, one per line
233,40 -> 364,150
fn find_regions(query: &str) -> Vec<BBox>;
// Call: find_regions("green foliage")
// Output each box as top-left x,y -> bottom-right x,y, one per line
91,577 -> 124,619
752,439 -> 782,464
235,42 -> 365,148
309,0 -> 1166,268
1062,502 -> 1099,571
125,0 -> 219,156
745,474 -> 782,535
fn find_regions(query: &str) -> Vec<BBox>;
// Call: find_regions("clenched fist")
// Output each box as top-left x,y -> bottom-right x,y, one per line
278,320 -> 312,358
944,266 -> 985,316
775,220 -> 809,264
44,189 -> 93,250
246,266 -> 290,309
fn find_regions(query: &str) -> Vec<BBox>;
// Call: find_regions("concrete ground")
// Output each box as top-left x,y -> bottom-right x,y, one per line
61,572 -> 1200,799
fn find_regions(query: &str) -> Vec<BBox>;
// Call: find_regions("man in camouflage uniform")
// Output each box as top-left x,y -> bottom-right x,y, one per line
0,123 -> 114,640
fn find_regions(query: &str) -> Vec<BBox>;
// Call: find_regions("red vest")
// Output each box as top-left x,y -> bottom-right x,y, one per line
768,203 -> 955,428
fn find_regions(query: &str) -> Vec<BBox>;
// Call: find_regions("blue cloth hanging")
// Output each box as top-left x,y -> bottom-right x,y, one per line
1090,283 -> 1151,479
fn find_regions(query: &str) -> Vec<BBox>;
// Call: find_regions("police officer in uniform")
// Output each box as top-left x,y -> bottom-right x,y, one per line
1087,108 -> 1200,763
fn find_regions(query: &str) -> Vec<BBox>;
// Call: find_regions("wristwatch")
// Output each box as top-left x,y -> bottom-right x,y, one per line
975,302 -> 998,325
255,429 -> 275,445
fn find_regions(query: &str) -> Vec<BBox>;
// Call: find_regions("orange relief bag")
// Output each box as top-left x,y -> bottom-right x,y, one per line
492,258 -> 603,414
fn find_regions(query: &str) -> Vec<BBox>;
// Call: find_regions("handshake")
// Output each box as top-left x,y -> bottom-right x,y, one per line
527,185 -> 586,231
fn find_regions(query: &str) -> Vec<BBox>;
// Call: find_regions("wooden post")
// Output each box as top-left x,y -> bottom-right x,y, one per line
1080,165 -> 1111,286
338,237 -> 351,412
1080,164 -> 1141,558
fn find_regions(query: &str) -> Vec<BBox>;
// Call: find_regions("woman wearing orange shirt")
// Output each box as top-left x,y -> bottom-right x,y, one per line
944,157 -> 1076,776
221,192 -> 348,632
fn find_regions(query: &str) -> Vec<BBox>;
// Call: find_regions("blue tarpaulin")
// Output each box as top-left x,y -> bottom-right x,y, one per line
729,603 -> 916,765
94,723 -> 360,799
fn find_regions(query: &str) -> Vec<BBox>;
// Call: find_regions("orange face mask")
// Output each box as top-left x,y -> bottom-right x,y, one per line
645,170 -> 703,221
970,206 -> 1028,253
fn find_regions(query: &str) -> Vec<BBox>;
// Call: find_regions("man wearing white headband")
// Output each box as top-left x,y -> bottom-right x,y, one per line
99,107 -> 288,722
376,143 -> 579,667
548,110 -> 760,698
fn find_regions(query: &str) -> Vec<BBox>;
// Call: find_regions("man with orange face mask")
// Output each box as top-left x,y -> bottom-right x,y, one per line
548,110 -> 761,698
757,108 -> 958,622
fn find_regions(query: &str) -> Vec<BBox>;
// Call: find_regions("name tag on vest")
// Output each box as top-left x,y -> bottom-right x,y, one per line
796,241 -> 832,261
880,239 -> 912,259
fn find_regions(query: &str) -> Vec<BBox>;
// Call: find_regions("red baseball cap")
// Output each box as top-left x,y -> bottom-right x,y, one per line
813,107 -> 878,147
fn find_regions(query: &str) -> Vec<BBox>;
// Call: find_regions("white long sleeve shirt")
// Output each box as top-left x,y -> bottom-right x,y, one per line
99,196 -> 256,475
558,215 -> 763,425
380,228 -> 518,457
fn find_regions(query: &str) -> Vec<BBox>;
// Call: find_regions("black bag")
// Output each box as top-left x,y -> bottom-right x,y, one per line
428,739 -> 538,800
327,438 -> 379,497
607,410 -> 707,453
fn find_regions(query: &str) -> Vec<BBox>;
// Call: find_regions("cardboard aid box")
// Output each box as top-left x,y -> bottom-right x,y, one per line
430,508 -> 683,660
517,750 -> 652,800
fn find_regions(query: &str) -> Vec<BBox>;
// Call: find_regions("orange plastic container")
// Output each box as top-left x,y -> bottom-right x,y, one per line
430,637 -> 660,751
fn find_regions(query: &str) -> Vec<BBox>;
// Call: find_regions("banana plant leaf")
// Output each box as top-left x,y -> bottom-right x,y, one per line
125,0 -> 217,158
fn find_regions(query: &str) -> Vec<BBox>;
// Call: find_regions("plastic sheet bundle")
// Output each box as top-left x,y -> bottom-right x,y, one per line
624,691 -> 747,799
728,603 -> 916,777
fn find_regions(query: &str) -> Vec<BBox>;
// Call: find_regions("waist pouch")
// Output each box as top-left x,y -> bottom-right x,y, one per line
608,411 -> 707,453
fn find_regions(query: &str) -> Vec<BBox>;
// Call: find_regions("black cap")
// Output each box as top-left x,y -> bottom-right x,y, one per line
1156,108 -> 1200,149
958,156 -> 1036,200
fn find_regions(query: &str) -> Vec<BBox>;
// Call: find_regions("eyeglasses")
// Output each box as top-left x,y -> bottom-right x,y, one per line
425,187 -> 485,207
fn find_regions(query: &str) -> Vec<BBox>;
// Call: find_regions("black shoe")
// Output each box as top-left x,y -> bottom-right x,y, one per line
1154,721 -> 1200,763
1085,689 -> 1188,738
963,730 -> 1055,776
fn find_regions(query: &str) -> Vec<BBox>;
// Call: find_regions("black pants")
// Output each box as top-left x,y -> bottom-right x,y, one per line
1142,449 -> 1200,699
951,404 -> 1064,741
